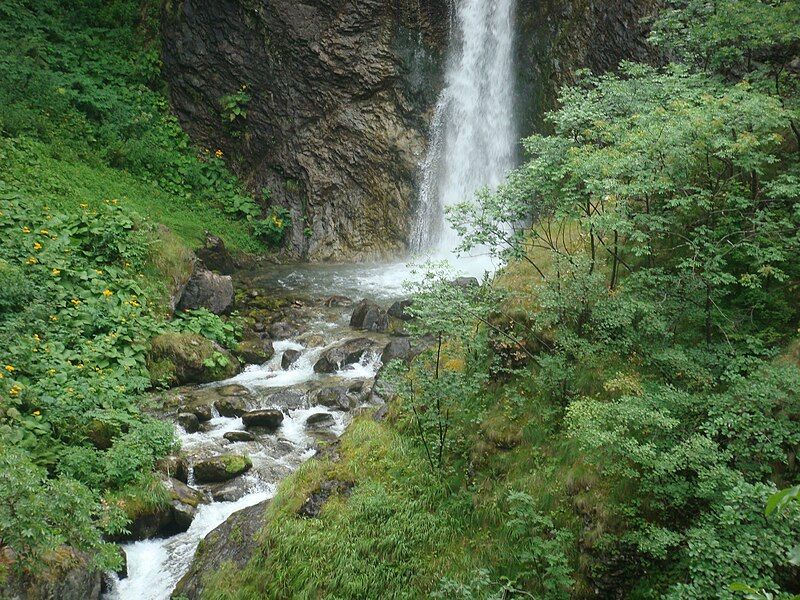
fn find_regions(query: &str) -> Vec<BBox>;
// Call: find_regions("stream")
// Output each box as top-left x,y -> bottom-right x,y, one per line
104,255 -> 497,600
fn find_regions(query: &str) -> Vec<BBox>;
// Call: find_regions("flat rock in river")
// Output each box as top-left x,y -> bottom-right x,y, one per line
193,455 -> 252,483
242,409 -> 284,430
313,337 -> 379,373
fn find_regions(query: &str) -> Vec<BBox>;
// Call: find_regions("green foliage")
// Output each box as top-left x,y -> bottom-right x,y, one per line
0,0 -> 263,253
252,206 -> 291,248
219,86 -> 251,125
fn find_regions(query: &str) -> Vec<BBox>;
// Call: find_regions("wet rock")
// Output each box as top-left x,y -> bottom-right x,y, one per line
156,455 -> 189,483
269,321 -> 298,340
224,430 -> 256,443
311,386 -> 352,411
147,332 -> 239,386
196,231 -> 236,275
214,396 -> 248,418
122,478 -> 206,540
298,480 -> 354,518
349,299 -> 388,332
177,412 -> 200,433
207,479 -> 249,503
173,500 -> 270,599
187,402 -> 213,422
323,295 -> 353,307
193,455 -> 253,483
242,409 -> 284,430
313,337 -> 378,373
387,299 -> 413,320
305,412 -> 335,429
217,384 -> 252,398
281,348 -> 301,369
169,478 -> 206,533
177,266 -> 234,314
235,335 -> 275,364
264,390 -> 306,410
381,337 -> 414,364
298,333 -> 326,347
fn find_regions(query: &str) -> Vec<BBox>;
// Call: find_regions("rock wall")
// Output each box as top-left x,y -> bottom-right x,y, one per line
514,0 -> 662,135
161,0 -> 448,261
161,0 -> 661,261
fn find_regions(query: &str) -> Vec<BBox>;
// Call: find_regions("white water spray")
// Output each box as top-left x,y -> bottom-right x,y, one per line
411,0 -> 518,253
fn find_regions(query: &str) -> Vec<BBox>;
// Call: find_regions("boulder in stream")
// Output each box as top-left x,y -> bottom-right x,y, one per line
193,455 -> 253,483
177,266 -> 234,314
172,500 -> 270,599
234,335 -> 275,364
214,396 -> 249,418
147,332 -> 238,386
313,337 -> 378,373
310,386 -> 353,411
281,348 -> 302,369
242,409 -> 284,430
387,299 -> 413,320
121,477 -> 206,540
305,412 -> 336,429
349,299 -> 388,332
156,455 -> 189,483
224,430 -> 256,443
177,412 -> 200,433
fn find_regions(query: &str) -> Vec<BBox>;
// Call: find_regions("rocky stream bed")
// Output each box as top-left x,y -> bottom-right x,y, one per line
100,253 -> 489,600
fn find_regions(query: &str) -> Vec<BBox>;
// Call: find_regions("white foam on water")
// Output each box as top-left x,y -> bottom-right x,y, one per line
110,482 -> 273,600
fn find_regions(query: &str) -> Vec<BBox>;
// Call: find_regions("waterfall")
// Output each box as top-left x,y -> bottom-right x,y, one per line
410,0 -> 517,253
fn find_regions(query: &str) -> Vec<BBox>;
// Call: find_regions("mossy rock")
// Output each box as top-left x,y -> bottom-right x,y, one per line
147,332 -> 239,386
193,455 -> 253,483
234,335 -> 275,365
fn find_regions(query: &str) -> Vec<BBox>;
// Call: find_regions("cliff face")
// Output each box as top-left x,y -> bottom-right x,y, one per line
161,0 -> 660,261
161,0 -> 448,261
514,0 -> 662,135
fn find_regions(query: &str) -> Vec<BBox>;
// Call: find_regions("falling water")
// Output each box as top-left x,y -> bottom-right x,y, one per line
411,0 -> 518,253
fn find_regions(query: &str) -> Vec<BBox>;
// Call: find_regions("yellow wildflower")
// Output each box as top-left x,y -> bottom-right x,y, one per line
102,289 -> 113,297
40,229 -> 49,235
4,365 -> 14,372
26,257 -> 37,264
71,298 -> 81,306
22,226 -> 31,233
33,334 -> 40,342
0,373 -> 3,379
32,410 -> 40,417
80,203 -> 88,209
50,315 -> 58,322
51,268 -> 61,276
33,242 -> 42,251
215,149 -> 224,158
10,385 -> 21,396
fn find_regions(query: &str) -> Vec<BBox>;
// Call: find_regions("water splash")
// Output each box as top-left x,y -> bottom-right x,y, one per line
411,0 -> 518,253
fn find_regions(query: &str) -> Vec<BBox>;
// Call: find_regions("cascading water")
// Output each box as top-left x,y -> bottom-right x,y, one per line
411,0 -> 518,253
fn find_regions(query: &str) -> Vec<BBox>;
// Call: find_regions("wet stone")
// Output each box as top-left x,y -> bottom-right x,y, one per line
224,430 -> 256,443
193,455 -> 253,483
178,412 -> 200,433
281,349 -> 301,369
306,412 -> 336,429
242,409 -> 284,430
